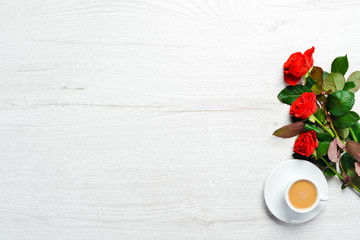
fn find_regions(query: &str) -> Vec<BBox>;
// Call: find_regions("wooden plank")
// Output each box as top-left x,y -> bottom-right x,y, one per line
0,0 -> 360,239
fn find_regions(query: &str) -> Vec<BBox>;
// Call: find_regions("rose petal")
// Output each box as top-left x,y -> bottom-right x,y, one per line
283,47 -> 314,86
303,46 -> 315,72
289,92 -> 317,119
328,138 -> 339,162
294,131 -> 318,157
284,72 -> 302,86
284,52 -> 304,77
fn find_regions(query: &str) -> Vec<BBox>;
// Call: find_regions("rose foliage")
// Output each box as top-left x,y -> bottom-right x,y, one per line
274,47 -> 360,193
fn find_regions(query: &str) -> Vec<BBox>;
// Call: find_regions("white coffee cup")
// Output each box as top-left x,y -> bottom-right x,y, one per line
284,177 -> 328,213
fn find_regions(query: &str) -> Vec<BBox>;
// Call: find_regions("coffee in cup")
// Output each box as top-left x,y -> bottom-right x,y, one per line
285,178 -> 327,213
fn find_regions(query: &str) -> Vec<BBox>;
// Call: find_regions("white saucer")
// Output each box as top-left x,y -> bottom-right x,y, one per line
264,160 -> 328,224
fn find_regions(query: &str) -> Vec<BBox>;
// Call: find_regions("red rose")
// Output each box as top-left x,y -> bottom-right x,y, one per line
294,131 -> 318,157
284,47 -> 315,86
290,92 -> 317,119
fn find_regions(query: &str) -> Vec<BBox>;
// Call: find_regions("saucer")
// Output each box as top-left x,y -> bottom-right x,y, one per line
264,160 -> 328,224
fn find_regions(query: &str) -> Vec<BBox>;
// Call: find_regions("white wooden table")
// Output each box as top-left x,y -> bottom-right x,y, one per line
1,0 -> 360,239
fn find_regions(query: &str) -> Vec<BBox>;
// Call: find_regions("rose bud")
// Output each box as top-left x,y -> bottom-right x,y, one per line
284,47 -> 315,86
289,92 -> 317,119
294,131 -> 319,157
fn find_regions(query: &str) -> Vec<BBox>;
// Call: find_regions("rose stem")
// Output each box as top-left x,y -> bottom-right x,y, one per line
313,115 -> 335,138
320,156 -> 360,194
329,121 -> 341,141
349,127 -> 358,142
320,156 -> 343,180
312,115 -> 346,144
350,183 -> 360,193
322,104 -> 344,142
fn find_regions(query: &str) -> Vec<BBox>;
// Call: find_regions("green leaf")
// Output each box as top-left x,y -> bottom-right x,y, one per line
315,133 -> 334,158
326,90 -> 355,117
273,122 -> 305,138
324,73 -> 345,92
340,152 -> 356,173
311,66 -> 324,85
331,55 -> 349,75
311,84 -> 322,95
347,169 -> 358,177
317,133 -> 334,142
317,95 -> 326,103
314,109 -> 326,123
351,122 -> 360,140
324,168 -> 335,176
304,123 -> 321,134
341,183 -> 348,189
316,141 -> 331,158
338,128 -> 350,139
347,71 -> 360,93
305,76 -> 316,89
277,85 -> 311,105
333,111 -> 360,129
323,71 -> 329,80
343,81 -> 356,91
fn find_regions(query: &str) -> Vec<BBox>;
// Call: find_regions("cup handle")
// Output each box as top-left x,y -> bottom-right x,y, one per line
319,195 -> 328,201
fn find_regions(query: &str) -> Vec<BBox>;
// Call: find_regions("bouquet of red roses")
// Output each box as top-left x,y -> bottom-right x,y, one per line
274,47 -> 360,193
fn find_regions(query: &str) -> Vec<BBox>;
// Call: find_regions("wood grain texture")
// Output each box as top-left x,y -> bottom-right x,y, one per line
1,0 -> 360,239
